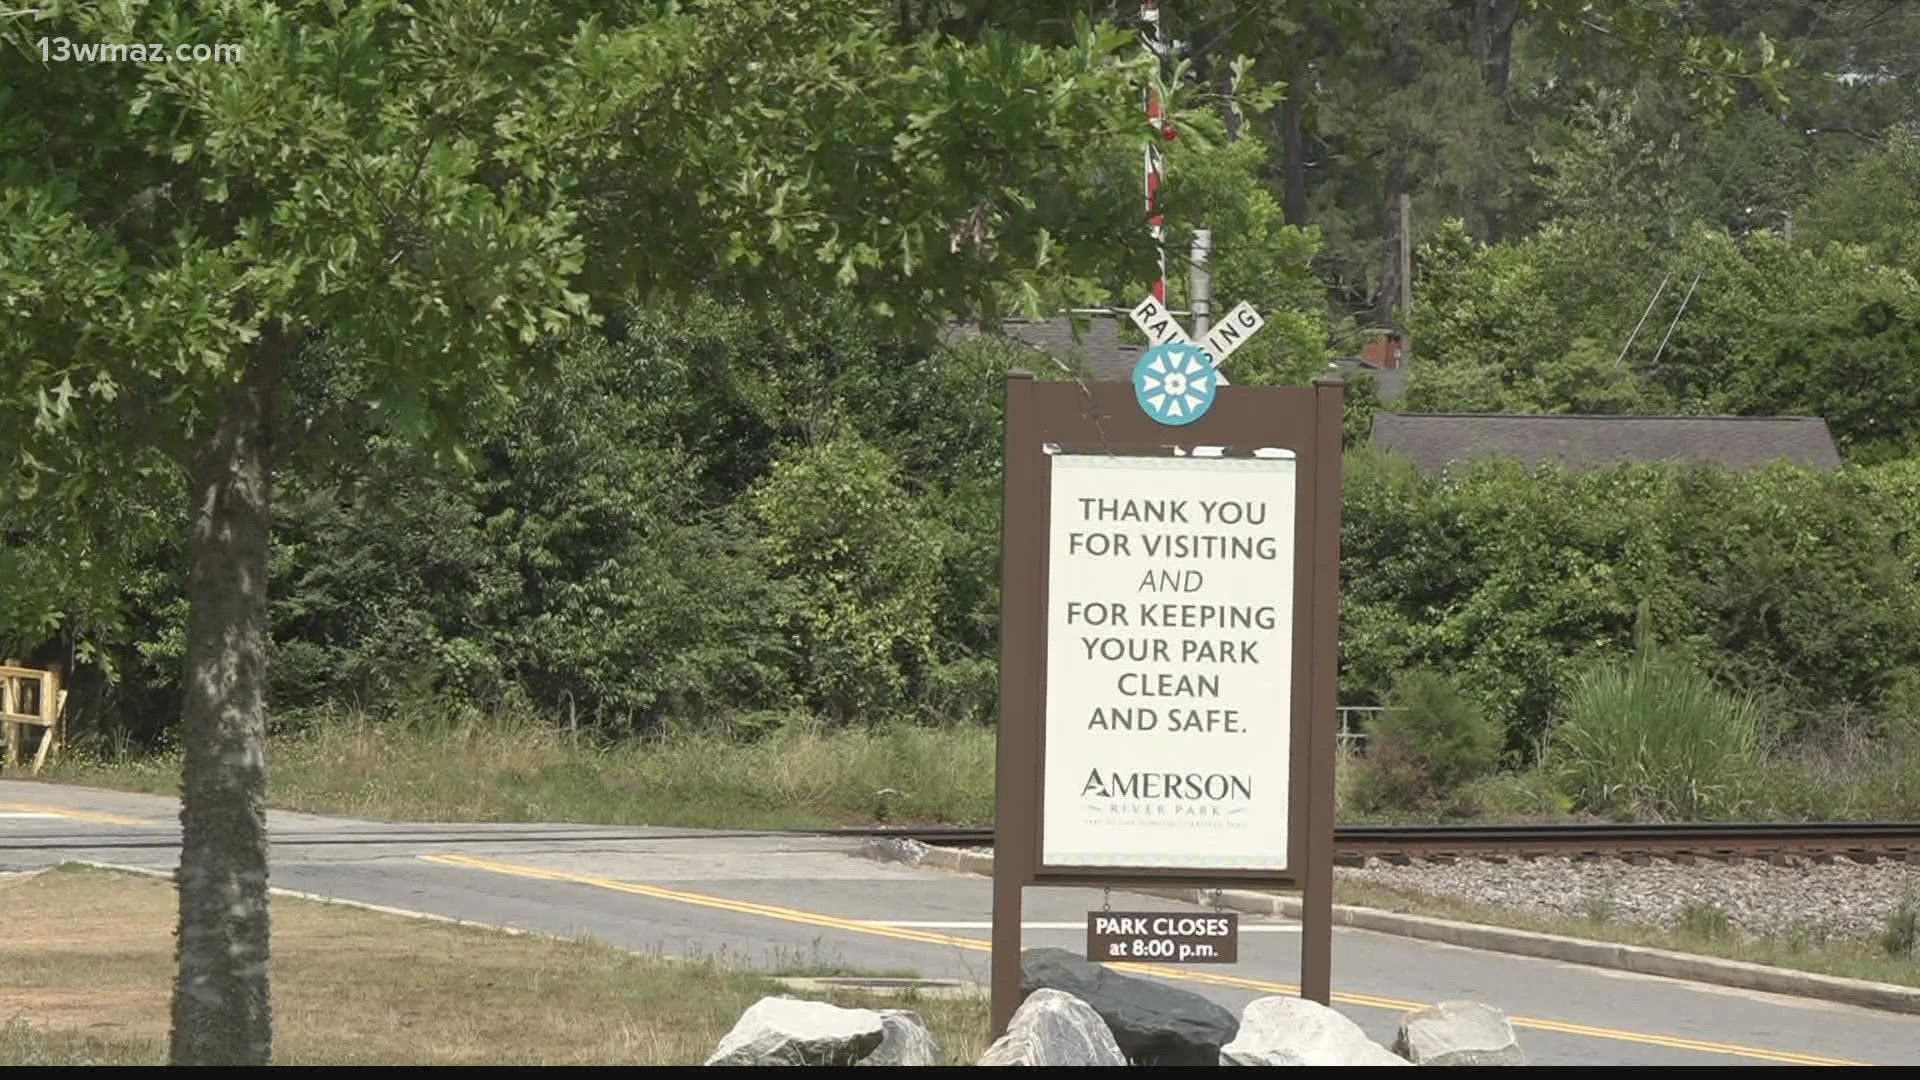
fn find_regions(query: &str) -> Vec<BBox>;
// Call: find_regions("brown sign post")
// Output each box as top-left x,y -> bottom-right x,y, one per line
990,370 -> 1343,1037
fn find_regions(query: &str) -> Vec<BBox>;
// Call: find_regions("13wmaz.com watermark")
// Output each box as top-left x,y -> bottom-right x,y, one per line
36,36 -> 243,63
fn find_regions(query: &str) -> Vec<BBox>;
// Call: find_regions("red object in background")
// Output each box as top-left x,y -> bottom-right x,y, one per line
1361,333 -> 1404,370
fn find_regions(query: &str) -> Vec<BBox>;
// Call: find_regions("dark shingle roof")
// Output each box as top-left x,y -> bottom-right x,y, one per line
942,316 -> 1142,381
1371,413 -> 1843,473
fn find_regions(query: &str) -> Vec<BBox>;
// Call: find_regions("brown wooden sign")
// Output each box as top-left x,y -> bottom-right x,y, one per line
1087,911 -> 1239,964
990,373 -> 1343,1036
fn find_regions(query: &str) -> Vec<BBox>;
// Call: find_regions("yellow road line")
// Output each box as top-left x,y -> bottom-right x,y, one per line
420,852 -> 1870,1068
0,801 -> 152,827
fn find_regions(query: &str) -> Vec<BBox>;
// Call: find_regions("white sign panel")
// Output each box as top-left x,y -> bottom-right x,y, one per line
1128,295 -> 1192,345
1202,302 -> 1266,364
1041,452 -> 1296,870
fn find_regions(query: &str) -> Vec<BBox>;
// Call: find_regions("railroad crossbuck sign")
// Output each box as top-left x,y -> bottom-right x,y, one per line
1127,295 -> 1267,425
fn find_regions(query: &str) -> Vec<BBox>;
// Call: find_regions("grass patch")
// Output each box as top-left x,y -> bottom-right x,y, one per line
1549,611 -> 1762,820
0,864 -> 987,1065
31,704 -> 1913,828
1884,888 -> 1920,960
38,712 -> 995,828
1332,877 -> 1920,990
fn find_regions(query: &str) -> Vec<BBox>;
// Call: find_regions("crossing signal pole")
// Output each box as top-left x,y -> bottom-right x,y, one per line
1141,1 -> 1174,305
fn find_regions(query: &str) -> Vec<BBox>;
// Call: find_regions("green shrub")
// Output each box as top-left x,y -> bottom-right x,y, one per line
1583,891 -> 1618,925
1340,449 -> 1920,749
1782,919 -> 1832,954
1678,901 -> 1733,941
1350,669 -> 1502,812
1886,670 -> 1920,753
749,436 -> 948,725
1548,608 -> 1761,820
1884,889 -> 1919,960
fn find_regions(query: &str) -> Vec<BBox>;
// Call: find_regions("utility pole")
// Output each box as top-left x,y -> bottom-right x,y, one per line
1190,228 -> 1213,338
1398,191 -> 1413,366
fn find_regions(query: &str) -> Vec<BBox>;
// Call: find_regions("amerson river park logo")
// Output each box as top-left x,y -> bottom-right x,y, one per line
1080,768 -> 1253,821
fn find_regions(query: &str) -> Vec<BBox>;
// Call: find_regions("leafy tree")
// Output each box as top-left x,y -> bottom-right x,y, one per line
1301,0 -> 1790,324
1404,215 -> 1920,459
0,0 -> 1176,1062
1799,130 -> 1920,279
1156,135 -> 1330,382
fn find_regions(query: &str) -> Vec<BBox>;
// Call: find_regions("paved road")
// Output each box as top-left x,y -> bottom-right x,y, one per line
4,779 -> 1915,1065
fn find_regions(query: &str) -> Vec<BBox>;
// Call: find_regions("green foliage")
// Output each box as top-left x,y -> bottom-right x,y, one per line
1548,607 -> 1761,820
0,0 -> 1168,478
1158,137 -> 1330,382
1342,450 -> 1684,740
1407,214 -> 1920,459
1349,669 -> 1501,813
1454,767 -> 1571,821
271,332 -> 803,731
749,436 -> 948,725
1886,671 -> 1920,753
1677,900 -> 1734,942
48,289 -> 1047,740
3,0 -> 1220,774
264,298 -> 1024,733
1799,131 -> 1920,280
1884,889 -> 1919,961
1339,373 -> 1381,449
1583,891 -> 1618,925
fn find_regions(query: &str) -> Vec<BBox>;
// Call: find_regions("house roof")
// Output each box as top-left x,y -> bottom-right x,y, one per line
1370,413 -> 1844,473
942,316 -> 1142,381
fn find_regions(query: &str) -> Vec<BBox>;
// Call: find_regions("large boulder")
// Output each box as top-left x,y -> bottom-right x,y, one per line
1020,947 -> 1238,1065
1221,996 -> 1409,1067
977,989 -> 1128,1066
856,1009 -> 940,1067
1392,1001 -> 1526,1066
705,996 -> 885,1066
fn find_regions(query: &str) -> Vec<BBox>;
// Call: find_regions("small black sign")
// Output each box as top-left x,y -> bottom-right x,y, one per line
1086,911 -> 1239,964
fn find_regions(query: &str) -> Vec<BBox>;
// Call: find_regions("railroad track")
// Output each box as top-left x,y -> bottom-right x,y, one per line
2,819 -> 1910,866
851,822 -> 1920,866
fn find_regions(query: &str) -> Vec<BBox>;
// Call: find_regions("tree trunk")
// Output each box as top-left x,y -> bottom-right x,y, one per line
1474,1 -> 1521,244
1280,88 -> 1309,226
1472,0 -> 1491,70
1487,10 -> 1516,95
169,325 -> 288,1066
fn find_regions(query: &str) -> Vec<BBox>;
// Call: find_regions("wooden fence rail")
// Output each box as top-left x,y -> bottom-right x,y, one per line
0,664 -> 65,774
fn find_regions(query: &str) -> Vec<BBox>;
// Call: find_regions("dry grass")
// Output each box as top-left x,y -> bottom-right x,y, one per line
0,865 -> 988,1065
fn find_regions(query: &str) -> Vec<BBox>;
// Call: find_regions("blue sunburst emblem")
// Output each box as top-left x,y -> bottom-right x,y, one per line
1133,342 -> 1218,426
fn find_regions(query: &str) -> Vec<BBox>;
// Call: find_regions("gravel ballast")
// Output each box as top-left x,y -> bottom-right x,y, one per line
1338,855 -> 1920,940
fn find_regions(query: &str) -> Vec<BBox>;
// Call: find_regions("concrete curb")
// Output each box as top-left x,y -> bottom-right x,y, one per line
895,846 -> 1920,1017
